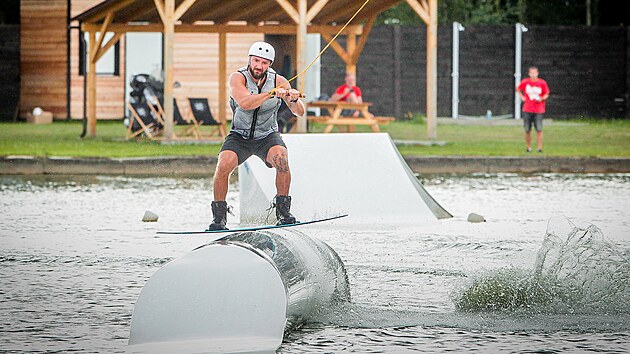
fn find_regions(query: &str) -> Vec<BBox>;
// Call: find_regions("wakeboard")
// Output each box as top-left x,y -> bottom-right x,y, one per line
157,214 -> 348,235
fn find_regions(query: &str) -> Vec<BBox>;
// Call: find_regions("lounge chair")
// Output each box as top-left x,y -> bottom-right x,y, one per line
188,97 -> 226,138
127,95 -> 162,139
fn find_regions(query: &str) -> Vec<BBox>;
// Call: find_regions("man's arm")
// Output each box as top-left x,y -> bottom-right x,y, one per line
330,86 -> 350,101
229,72 -> 271,110
540,82 -> 550,101
276,76 -> 305,116
540,93 -> 549,101
515,85 -> 526,102
355,86 -> 363,103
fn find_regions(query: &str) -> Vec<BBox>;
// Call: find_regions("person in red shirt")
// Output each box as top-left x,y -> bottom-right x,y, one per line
330,73 -> 362,117
516,66 -> 550,153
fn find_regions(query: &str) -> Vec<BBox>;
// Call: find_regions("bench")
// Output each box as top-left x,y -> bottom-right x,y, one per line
307,115 -> 396,132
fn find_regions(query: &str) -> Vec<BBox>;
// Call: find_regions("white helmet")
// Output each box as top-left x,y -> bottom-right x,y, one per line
248,41 -> 275,63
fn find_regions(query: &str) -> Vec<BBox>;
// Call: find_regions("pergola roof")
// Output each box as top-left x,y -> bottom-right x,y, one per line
74,0 -> 438,140
73,0 -> 404,26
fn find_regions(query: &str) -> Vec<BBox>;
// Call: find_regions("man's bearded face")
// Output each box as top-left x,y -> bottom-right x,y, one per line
248,55 -> 272,80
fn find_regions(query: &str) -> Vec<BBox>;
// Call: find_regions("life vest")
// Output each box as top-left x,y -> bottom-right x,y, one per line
229,66 -> 281,139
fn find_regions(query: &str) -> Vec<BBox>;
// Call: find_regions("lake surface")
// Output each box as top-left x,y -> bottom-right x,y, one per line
0,173 -> 628,353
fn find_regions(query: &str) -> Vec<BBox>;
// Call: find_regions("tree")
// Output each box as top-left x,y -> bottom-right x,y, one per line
439,0 -> 523,25
525,0 -> 586,25
377,0 -> 524,26
376,2 -> 423,25
375,0 -> 629,26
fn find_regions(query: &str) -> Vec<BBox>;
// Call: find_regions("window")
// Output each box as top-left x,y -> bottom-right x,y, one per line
79,31 -> 120,76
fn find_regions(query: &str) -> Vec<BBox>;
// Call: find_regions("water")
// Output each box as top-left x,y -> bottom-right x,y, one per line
0,173 -> 628,353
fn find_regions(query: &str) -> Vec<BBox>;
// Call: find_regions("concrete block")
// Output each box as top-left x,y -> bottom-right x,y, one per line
487,157 -> 543,173
0,156 -> 45,174
547,157 -> 586,173
598,158 -> 630,173
122,157 -> 216,176
405,156 -> 489,174
44,157 -> 124,175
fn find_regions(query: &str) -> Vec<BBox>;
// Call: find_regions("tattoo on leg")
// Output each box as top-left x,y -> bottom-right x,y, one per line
272,154 -> 289,173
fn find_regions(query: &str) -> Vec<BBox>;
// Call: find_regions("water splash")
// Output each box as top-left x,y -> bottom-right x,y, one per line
453,268 -> 563,312
454,216 -> 630,314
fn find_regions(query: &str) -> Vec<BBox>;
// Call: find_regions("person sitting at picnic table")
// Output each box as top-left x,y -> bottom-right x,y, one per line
330,73 -> 362,117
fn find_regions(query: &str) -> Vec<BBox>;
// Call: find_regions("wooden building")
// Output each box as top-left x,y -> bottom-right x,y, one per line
20,0 -> 438,138
20,0 -> 262,120
20,0 -> 68,118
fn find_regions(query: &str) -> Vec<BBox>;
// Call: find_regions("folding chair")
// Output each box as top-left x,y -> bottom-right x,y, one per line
188,98 -> 227,138
175,99 -> 203,138
148,95 -> 201,139
127,95 -> 162,139
154,95 -> 186,125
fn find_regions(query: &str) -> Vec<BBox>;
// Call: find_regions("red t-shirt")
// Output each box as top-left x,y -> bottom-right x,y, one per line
335,84 -> 362,102
517,78 -> 550,113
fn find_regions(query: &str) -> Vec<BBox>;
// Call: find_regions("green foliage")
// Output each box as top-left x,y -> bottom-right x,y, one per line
376,2 -> 424,25
377,0 -> 525,26
526,0 -> 587,25
439,0 -> 524,25
376,0 -> 609,26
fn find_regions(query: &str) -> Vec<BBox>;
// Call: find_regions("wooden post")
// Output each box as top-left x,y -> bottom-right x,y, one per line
91,12 -> 113,63
219,32 -> 227,127
350,16 -> 376,65
426,0 -> 437,140
87,31 -> 97,137
84,13 -> 119,138
295,0 -> 307,132
405,0 -> 437,139
321,17 -> 374,85
163,0 -> 175,139
346,33 -> 356,76
94,33 -> 123,63
321,17 -> 374,80
320,32 -> 351,64
626,27 -> 630,118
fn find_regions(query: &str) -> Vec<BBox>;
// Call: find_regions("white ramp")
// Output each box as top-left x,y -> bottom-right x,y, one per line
239,133 -> 451,224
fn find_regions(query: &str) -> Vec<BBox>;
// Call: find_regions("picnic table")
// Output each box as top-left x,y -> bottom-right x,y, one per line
307,100 -> 395,133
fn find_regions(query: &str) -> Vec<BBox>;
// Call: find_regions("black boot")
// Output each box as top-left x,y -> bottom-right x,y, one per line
207,201 -> 229,231
275,195 -> 297,225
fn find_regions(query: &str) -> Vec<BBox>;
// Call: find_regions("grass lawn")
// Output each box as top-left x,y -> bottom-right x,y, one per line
0,119 -> 628,158
380,118 -> 630,157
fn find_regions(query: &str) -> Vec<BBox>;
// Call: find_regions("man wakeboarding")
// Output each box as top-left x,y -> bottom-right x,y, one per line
208,41 -> 305,231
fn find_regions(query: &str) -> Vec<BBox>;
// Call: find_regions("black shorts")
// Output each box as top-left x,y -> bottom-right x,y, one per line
220,131 -> 287,168
523,112 -> 543,132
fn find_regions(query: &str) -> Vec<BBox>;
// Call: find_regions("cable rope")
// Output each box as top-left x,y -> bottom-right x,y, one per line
271,0 -> 371,97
